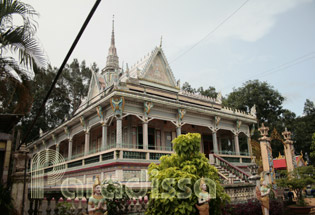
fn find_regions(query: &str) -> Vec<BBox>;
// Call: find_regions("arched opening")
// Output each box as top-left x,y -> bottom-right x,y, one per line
217,130 -> 234,155
72,132 -> 85,158
239,132 -> 249,156
59,139 -> 68,160
90,125 -> 102,154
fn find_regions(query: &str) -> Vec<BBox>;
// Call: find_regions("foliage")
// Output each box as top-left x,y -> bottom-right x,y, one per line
310,133 -> 315,160
56,202 -> 73,215
223,80 -> 284,125
292,100 -> 315,164
0,183 -> 17,215
277,166 -> 315,206
101,180 -> 130,215
146,133 -> 229,215
303,99 -> 315,116
182,82 -> 218,98
20,59 -> 94,141
222,199 -> 284,215
0,0 -> 47,115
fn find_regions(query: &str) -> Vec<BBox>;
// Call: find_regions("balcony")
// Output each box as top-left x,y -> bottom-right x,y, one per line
29,143 -> 173,176
210,150 -> 254,164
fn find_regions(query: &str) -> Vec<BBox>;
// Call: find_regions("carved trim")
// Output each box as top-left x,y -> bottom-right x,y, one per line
110,97 -> 125,117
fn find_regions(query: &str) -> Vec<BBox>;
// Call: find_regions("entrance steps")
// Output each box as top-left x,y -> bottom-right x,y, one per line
209,154 -> 251,185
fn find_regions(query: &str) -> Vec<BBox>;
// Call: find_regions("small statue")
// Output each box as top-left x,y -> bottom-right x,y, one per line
88,176 -> 107,215
256,179 -> 270,215
250,105 -> 257,117
195,178 -> 210,215
216,92 -> 222,104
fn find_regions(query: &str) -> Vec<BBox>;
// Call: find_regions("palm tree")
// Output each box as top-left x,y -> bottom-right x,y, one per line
0,0 -> 48,114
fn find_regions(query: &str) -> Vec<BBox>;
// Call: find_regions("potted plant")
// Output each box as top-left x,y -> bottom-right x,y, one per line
277,166 -> 315,214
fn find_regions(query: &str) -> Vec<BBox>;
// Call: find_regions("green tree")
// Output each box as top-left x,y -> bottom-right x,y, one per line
291,99 -> 315,164
223,80 -> 284,125
146,133 -> 229,215
0,0 -> 47,114
197,86 -> 217,98
20,59 -> 93,141
223,80 -> 290,157
303,99 -> 315,116
182,82 -> 218,98
182,82 -> 196,93
310,133 -> 315,161
277,166 -> 315,206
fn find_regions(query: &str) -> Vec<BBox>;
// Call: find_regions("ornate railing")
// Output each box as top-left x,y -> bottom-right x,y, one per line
223,183 -> 256,203
212,154 -> 251,182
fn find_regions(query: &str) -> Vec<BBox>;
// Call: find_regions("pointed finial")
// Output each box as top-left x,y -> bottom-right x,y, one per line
112,15 -> 115,32
160,35 -> 163,47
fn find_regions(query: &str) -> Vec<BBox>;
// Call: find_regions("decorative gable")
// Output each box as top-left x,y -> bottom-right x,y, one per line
87,70 -> 101,102
140,47 -> 177,88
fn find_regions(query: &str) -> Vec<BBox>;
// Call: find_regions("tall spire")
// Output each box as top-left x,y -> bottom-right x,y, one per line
103,15 -> 119,74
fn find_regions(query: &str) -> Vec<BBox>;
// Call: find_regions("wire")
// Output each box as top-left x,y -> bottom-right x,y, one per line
169,0 -> 251,64
220,51 -> 315,91
19,0 -> 102,149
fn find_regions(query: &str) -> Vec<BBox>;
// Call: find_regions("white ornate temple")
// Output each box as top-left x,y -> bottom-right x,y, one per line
27,19 -> 257,195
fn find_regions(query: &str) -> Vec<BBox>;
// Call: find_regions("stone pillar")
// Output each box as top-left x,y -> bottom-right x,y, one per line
176,126 -> 181,137
11,144 -> 31,215
234,134 -> 240,155
68,139 -> 72,160
116,117 -> 122,148
85,131 -> 90,156
247,136 -> 253,156
143,121 -> 148,150
212,132 -> 218,154
2,139 -> 12,183
101,124 -> 108,150
282,128 -> 296,172
258,124 -> 273,184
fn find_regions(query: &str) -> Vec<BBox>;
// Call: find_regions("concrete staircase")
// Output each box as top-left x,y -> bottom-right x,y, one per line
214,164 -> 244,184
210,154 -> 251,185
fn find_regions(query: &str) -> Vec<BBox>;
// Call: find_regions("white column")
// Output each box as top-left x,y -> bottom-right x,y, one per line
176,126 -> 181,137
143,121 -> 148,150
68,139 -> 73,160
212,132 -> 218,154
234,134 -> 240,155
102,124 -> 108,150
85,131 -> 90,156
55,144 -> 60,163
247,136 -> 252,156
116,117 -> 122,147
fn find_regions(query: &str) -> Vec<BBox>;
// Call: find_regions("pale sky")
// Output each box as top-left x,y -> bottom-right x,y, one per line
23,0 -> 315,116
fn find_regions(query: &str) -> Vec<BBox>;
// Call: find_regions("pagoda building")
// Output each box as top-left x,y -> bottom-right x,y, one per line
27,19 -> 257,194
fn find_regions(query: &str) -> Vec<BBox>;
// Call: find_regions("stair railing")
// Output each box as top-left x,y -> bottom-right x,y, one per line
212,154 -> 250,182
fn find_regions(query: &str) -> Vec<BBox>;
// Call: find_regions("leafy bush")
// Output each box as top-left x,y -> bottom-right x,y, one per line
0,183 -> 17,215
222,199 -> 284,215
56,202 -> 73,215
277,166 -> 315,206
146,133 -> 229,215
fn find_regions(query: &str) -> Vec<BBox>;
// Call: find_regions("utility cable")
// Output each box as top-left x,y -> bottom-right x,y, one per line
170,0 -> 251,64
19,0 -> 102,149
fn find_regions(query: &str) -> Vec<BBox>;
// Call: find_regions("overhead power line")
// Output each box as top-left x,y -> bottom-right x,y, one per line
220,51 -> 315,91
19,0 -> 102,149
170,0 -> 251,64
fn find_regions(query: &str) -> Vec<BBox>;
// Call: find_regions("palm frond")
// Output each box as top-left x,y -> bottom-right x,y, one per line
0,0 -> 38,34
0,26 -> 48,69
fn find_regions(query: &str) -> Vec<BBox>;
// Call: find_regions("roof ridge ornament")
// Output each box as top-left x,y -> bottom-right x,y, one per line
160,35 -> 162,48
